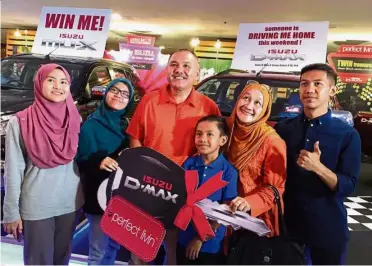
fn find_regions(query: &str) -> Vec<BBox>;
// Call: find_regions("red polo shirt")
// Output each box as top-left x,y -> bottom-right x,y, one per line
126,86 -> 221,166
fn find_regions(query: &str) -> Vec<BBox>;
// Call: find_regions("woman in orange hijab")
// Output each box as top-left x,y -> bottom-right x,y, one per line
227,82 -> 287,237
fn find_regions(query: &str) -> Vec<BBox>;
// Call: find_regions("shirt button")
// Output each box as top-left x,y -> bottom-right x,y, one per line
310,124 -> 314,127
306,139 -> 310,142
205,167 -> 208,169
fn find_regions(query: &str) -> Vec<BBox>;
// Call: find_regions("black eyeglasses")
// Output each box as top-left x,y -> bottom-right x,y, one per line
109,86 -> 130,99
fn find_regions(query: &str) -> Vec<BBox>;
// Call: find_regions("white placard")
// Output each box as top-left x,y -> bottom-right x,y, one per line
231,21 -> 329,73
32,6 -> 111,58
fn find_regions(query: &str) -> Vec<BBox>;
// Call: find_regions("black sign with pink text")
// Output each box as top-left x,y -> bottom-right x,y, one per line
99,147 -> 229,261
105,147 -> 187,229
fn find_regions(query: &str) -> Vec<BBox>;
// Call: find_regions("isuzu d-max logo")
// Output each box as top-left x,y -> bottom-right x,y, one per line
361,118 -> 372,124
41,39 -> 97,51
251,53 -> 306,61
124,176 -> 179,204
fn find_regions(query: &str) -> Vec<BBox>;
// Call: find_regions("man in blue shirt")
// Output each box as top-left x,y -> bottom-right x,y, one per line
275,63 -> 361,265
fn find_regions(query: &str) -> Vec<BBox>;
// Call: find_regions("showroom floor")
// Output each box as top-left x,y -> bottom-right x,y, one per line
1,164 -> 371,265
0,236 -> 128,265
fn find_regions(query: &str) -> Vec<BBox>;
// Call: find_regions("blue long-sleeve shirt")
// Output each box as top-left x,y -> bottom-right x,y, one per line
178,153 -> 238,253
275,110 -> 361,248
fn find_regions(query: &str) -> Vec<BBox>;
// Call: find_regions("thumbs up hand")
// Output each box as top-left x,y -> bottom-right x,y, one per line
313,141 -> 321,156
297,141 -> 322,172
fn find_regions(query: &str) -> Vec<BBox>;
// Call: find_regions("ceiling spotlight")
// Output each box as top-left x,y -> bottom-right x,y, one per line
111,13 -> 122,21
215,39 -> 221,49
14,29 -> 21,37
158,54 -> 169,66
190,38 -> 200,47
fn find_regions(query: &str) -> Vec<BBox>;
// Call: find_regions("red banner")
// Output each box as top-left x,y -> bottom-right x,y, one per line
126,34 -> 156,47
101,196 -> 166,262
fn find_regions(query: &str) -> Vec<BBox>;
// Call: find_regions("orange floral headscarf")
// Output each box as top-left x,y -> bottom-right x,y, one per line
227,83 -> 278,171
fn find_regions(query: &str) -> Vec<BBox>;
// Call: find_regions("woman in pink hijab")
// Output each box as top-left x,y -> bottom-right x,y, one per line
2,63 -> 84,265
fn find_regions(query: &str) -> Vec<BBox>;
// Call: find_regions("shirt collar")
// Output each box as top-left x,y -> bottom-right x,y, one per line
158,85 -> 198,107
195,153 -> 224,169
300,109 -> 332,126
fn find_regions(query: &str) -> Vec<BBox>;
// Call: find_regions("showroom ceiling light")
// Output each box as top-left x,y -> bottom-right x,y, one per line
190,38 -> 200,47
14,29 -> 21,37
158,54 -> 170,66
215,39 -> 222,49
111,13 -> 122,21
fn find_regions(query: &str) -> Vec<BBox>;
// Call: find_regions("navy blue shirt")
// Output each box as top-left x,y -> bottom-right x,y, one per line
275,110 -> 361,248
178,153 -> 238,253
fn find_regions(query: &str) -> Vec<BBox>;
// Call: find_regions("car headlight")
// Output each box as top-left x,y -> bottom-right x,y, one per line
0,115 -> 14,136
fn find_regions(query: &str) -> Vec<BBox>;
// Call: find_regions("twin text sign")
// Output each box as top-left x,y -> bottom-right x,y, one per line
32,7 -> 111,58
327,45 -> 372,84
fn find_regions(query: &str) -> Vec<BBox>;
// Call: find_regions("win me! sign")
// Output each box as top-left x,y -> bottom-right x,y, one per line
32,6 -> 111,58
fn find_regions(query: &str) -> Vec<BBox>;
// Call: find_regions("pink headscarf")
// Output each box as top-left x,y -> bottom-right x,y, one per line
16,63 -> 81,169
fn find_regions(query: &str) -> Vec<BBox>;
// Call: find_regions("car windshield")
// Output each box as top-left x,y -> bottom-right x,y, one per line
197,77 -> 301,120
1,58 -> 85,95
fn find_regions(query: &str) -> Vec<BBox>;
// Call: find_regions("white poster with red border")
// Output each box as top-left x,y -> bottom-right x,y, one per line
231,21 -> 329,73
32,6 -> 111,58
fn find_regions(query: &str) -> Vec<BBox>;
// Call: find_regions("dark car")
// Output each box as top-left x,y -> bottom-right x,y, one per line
354,111 -> 372,158
196,69 -> 371,156
0,53 -> 142,173
0,53 -> 144,243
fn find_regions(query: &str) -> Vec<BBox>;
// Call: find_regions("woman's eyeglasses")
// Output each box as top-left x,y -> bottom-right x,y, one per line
109,86 -> 130,99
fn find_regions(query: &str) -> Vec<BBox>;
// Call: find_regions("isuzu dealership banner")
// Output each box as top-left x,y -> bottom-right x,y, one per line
32,6 -> 111,58
231,21 -> 329,73
119,43 -> 161,65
